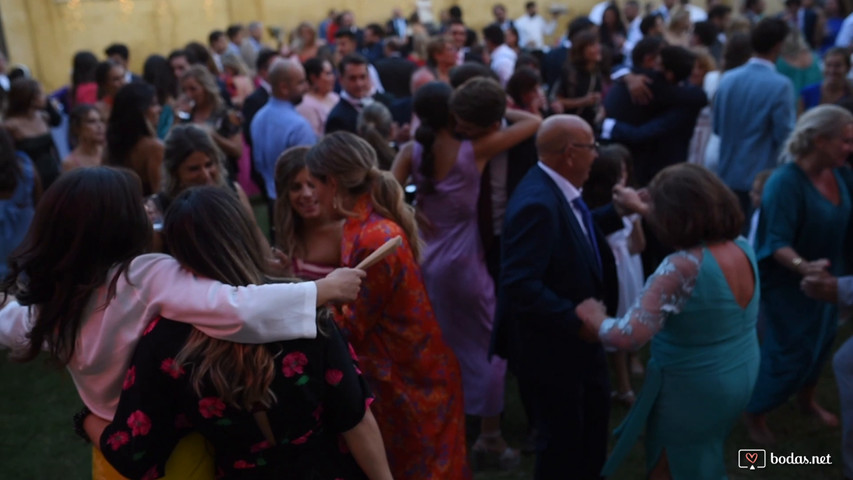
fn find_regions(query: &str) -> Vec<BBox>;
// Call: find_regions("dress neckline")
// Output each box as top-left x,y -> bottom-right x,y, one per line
700,239 -> 759,312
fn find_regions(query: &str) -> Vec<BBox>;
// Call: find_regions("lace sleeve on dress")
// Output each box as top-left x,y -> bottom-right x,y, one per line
598,249 -> 702,351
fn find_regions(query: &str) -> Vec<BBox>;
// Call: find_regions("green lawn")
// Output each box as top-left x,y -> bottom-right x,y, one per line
1,321 -> 847,479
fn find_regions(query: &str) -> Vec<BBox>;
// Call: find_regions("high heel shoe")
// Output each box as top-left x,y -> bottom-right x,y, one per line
470,434 -> 521,471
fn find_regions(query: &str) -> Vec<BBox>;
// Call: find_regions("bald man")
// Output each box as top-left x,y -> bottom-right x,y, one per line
250,58 -> 316,200
493,115 -> 624,479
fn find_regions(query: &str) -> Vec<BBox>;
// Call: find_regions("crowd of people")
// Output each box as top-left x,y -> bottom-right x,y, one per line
1,0 -> 853,478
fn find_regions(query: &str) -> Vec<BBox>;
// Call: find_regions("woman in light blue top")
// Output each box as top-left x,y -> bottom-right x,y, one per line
577,163 -> 760,479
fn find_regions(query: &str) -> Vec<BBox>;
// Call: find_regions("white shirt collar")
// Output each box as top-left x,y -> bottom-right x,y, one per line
341,90 -> 373,109
538,161 -> 582,204
260,79 -> 272,94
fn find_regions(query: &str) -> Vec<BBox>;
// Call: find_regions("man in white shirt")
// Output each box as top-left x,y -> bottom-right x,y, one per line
836,11 -> 853,47
515,1 -> 558,50
483,24 -> 517,86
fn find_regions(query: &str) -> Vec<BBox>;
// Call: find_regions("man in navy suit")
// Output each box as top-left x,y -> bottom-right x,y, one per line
325,54 -> 392,134
494,115 -> 636,479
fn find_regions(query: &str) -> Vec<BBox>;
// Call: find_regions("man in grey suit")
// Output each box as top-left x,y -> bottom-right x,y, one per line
713,18 -> 795,216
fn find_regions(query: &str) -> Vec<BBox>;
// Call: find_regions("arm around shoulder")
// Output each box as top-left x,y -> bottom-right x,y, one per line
131,254 -> 319,343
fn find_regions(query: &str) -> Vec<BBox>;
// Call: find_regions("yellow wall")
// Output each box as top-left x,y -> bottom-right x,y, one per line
2,0 -> 783,92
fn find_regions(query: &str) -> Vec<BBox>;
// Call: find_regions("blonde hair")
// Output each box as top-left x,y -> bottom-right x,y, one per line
357,103 -> 396,170
780,29 -> 809,58
305,132 -> 422,259
181,64 -> 223,111
667,8 -> 692,34
690,47 -> 718,74
784,104 -> 853,160
221,51 -> 249,76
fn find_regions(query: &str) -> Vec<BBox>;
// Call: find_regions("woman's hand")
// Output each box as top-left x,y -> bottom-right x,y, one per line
801,272 -> 839,303
585,92 -> 602,107
315,268 -> 366,306
612,185 -> 650,217
575,298 -> 607,338
267,247 -> 293,277
798,258 -> 831,277
576,298 -> 606,343
624,73 -> 653,105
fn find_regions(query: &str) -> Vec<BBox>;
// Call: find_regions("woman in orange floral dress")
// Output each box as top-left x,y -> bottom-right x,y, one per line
306,132 -> 471,480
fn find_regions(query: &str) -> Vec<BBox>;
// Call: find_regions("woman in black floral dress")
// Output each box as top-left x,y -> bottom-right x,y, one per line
89,187 -> 392,480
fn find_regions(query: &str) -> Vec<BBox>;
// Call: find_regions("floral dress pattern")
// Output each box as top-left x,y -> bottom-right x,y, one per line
338,194 -> 471,480
100,315 -> 373,480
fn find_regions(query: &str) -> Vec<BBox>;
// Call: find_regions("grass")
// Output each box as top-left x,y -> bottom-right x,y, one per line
1,322 -> 847,479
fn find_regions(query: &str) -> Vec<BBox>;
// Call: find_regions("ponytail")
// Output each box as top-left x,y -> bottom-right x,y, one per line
358,122 -> 396,170
414,123 -> 437,194
306,132 -> 422,259
368,169 -> 422,259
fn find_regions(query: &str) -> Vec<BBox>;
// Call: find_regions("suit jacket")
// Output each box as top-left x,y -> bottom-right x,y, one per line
713,61 -> 795,191
241,87 -> 270,148
493,165 -> 621,384
604,71 -> 707,185
374,56 -> 417,99
542,45 -> 568,91
325,93 -> 394,134
389,97 -> 412,126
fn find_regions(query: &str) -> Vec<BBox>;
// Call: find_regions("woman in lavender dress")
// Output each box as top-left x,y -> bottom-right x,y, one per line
392,79 -> 540,468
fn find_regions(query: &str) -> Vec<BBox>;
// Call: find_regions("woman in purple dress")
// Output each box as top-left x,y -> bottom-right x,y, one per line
392,79 -> 540,469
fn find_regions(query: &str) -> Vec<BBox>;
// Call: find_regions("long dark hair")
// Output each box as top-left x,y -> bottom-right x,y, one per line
71,51 -> 98,107
413,81 -> 453,194
583,144 -> 630,209
105,83 -> 156,166
143,54 -> 178,104
1,167 -> 151,364
599,5 -> 627,45
6,78 -> 40,117
95,60 -> 120,99
166,186 -> 277,409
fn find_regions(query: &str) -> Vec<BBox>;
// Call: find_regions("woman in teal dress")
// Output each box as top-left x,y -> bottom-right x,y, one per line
744,105 -> 853,444
576,163 -> 760,479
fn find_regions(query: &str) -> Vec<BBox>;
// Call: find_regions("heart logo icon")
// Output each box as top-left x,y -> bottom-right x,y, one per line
745,453 -> 758,464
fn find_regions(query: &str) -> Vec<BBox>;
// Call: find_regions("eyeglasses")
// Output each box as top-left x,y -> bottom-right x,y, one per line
572,141 -> 600,151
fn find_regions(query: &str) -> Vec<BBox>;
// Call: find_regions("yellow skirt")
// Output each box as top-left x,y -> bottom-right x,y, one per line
92,432 -> 214,480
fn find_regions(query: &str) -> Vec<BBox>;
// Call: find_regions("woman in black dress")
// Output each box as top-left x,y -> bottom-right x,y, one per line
3,78 -> 62,189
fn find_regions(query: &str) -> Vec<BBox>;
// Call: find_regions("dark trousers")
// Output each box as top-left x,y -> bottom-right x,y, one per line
732,188 -> 753,235
527,356 -> 610,480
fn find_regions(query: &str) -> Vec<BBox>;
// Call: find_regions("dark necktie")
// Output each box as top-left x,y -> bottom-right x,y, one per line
571,197 -> 603,277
